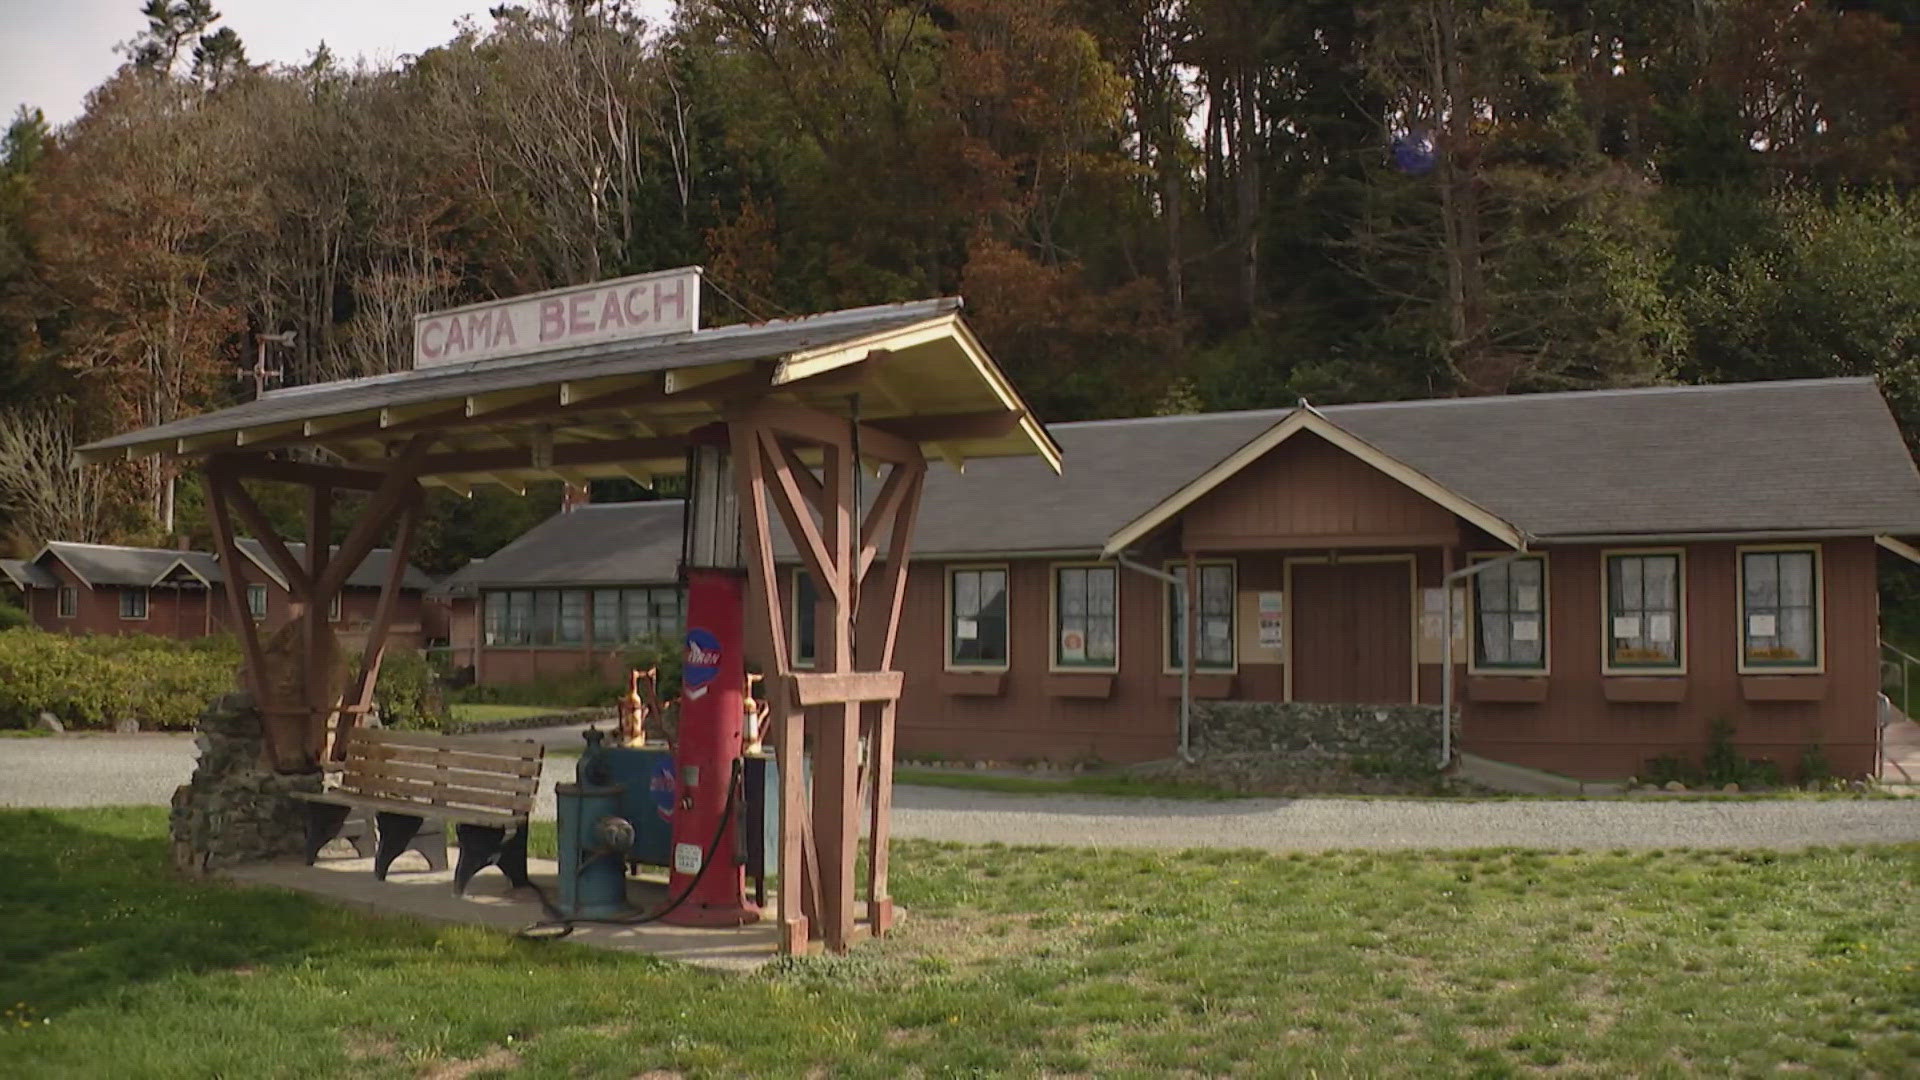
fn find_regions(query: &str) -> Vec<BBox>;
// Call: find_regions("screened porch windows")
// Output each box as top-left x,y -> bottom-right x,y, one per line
485,586 -> 682,647
1471,556 -> 1546,672
1604,550 -> 1684,673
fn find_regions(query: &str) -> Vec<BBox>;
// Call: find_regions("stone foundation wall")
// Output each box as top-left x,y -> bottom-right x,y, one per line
1190,701 -> 1451,773
169,692 -> 320,875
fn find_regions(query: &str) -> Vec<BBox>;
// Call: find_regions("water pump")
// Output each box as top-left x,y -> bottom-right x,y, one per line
554,728 -> 638,919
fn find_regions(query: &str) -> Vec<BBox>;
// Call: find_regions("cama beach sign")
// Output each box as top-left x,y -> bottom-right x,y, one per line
412,266 -> 700,369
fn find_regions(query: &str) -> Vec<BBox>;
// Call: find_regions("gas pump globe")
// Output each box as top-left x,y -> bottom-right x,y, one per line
664,433 -> 759,926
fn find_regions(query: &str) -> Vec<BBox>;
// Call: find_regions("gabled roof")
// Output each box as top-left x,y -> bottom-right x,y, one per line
441,501 -> 684,589
0,558 -> 59,590
35,542 -> 227,588
232,539 -> 434,592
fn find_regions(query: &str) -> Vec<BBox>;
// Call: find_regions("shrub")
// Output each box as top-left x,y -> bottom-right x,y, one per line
451,669 -> 620,709
622,633 -> 685,701
374,649 -> 450,731
0,600 -> 28,632
0,630 -> 238,730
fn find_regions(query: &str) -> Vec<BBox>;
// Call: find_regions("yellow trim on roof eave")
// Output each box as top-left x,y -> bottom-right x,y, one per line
1100,408 -> 1525,556
1876,535 -> 1920,566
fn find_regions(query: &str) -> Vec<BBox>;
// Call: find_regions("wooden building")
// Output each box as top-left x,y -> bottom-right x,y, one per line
442,377 -> 1920,781
2,539 -> 438,644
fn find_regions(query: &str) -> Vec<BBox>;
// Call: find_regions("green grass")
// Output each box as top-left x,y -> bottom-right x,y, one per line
449,703 -> 578,726
893,766 -> 1246,800
4,808 -> 1917,1077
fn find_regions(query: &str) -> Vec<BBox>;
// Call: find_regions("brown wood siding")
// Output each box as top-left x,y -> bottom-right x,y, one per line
1460,538 -> 1881,780
1181,432 -> 1459,550
1290,561 -> 1413,703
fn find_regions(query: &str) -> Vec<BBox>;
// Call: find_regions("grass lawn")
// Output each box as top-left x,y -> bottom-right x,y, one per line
4,808 -> 1915,1077
892,766 -> 1246,800
449,703 -> 577,726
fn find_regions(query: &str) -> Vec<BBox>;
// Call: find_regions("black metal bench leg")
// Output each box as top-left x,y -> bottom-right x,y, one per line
453,823 -> 506,895
373,812 -> 426,881
304,803 -> 351,866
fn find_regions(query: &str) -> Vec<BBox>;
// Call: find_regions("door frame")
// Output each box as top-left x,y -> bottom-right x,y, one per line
1282,553 -> 1419,704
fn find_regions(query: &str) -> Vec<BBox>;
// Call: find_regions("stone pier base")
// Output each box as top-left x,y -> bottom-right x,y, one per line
169,692 -> 320,876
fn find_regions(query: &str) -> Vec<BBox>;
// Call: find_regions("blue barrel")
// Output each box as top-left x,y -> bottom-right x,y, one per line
555,781 -> 631,919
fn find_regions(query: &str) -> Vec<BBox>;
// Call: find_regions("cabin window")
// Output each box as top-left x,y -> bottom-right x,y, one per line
1053,565 -> 1118,670
593,589 -> 621,643
57,586 -> 76,618
484,592 -> 505,645
120,588 -> 148,620
1166,561 -> 1235,671
1472,556 -> 1547,671
506,590 -> 534,644
558,590 -> 588,644
246,585 -> 267,619
791,570 -> 817,669
1605,551 -> 1684,671
620,587 -> 682,642
328,593 -> 342,623
948,566 -> 1009,669
1740,547 -> 1819,669
531,590 -> 560,645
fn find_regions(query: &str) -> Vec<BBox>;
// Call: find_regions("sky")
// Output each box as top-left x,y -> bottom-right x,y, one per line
0,0 -> 535,127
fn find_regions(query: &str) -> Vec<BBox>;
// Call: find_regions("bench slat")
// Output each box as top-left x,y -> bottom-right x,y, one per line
349,744 -> 544,780
345,729 -> 544,760
341,775 -> 530,814
293,790 -> 521,828
347,757 -> 540,797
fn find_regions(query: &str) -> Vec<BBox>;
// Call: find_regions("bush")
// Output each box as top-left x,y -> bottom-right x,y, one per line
451,669 -> 621,709
0,600 -> 28,632
0,630 -> 238,730
374,649 -> 450,731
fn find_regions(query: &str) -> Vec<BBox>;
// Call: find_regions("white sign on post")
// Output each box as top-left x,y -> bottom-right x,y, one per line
412,266 -> 701,369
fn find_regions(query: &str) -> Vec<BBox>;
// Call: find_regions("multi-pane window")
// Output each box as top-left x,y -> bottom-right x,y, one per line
949,567 -> 1009,668
119,588 -> 148,620
246,585 -> 268,619
1606,552 -> 1683,670
792,571 -> 817,668
57,586 -> 76,618
1741,549 -> 1819,668
1473,556 -> 1546,671
1167,562 -> 1235,670
486,587 -> 683,647
1054,565 -> 1117,669
558,590 -> 587,644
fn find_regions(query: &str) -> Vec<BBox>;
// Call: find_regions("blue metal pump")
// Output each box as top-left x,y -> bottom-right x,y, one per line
554,729 -> 638,919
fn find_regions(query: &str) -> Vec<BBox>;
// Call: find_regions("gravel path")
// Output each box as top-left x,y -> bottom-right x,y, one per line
4,734 -> 1916,851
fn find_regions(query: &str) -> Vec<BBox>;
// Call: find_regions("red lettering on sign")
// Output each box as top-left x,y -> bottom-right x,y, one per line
419,319 -> 445,359
494,310 -> 517,348
654,276 -> 686,324
569,295 -> 594,335
540,299 -> 565,342
600,291 -> 626,330
464,312 -> 493,352
625,286 -> 647,323
445,315 -> 467,353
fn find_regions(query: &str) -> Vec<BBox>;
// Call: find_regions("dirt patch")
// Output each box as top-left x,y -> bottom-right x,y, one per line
422,1046 -> 521,1080
343,1030 -> 400,1063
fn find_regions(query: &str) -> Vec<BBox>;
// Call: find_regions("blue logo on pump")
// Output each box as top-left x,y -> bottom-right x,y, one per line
683,628 -> 722,699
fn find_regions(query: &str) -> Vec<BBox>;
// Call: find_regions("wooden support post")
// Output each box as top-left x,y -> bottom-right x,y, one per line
204,470 -> 277,766
215,469 -> 312,598
306,485 -> 334,764
814,427 -> 859,952
860,461 -> 924,935
311,436 -> 432,602
334,499 -> 422,759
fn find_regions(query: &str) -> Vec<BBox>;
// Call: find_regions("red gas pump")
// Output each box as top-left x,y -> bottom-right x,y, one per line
662,436 -> 760,927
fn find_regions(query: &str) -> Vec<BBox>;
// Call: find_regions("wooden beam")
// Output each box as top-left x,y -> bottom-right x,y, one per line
384,434 -> 687,477
775,438 -> 825,508
204,472 -> 277,765
788,671 -> 902,706
864,410 -> 1023,444
303,412 -> 378,437
758,429 -> 842,607
465,388 -> 546,418
208,462 -> 313,599
306,484 -> 334,762
337,499 -> 420,758
856,463 -> 915,583
814,429 -> 858,953
311,437 -> 432,602
746,399 -> 923,466
235,422 -> 305,447
219,457 -> 386,492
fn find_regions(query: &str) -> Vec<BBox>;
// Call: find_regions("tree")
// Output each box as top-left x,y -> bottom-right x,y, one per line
0,407 -> 118,547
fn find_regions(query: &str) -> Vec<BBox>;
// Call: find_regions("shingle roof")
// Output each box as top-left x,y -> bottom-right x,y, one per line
37,542 -> 225,588
431,378 -> 1920,586
443,501 -> 685,588
233,540 -> 434,591
0,558 -> 59,589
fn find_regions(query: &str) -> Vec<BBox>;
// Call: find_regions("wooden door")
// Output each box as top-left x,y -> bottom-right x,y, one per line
1290,560 -> 1413,703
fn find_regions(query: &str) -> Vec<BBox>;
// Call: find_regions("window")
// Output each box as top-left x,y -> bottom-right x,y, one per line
558,590 -> 587,644
246,585 -> 268,620
119,588 -> 148,620
1741,547 -> 1820,670
1166,562 -> 1235,671
506,590 -> 533,644
484,592 -> 506,645
592,589 -> 621,643
328,593 -> 342,623
1053,565 -> 1117,670
791,570 -> 817,668
948,566 -> 1008,669
57,586 -> 76,618
1605,551 -> 1683,671
1472,556 -> 1547,672
531,591 -> 560,645
618,587 -> 682,642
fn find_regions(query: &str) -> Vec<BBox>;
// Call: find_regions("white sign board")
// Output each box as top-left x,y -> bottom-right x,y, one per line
413,266 -> 700,369
1257,592 -> 1284,649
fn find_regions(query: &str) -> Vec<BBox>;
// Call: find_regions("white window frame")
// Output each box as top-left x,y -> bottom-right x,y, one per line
1048,561 -> 1120,674
1736,544 -> 1824,674
1467,552 -> 1550,675
246,584 -> 268,620
57,585 -> 76,618
1600,547 -> 1687,676
1163,559 -> 1238,674
789,567 -> 817,670
328,592 -> 342,623
120,588 -> 149,621
944,563 -> 1011,672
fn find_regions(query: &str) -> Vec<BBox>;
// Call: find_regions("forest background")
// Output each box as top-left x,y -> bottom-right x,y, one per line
0,0 -> 1915,577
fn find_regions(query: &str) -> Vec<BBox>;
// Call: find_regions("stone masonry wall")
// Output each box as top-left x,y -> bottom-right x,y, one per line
169,692 -> 320,875
1190,701 -> 1451,773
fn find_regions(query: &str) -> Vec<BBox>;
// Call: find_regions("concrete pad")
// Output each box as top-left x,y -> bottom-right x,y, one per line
222,852 -> 783,972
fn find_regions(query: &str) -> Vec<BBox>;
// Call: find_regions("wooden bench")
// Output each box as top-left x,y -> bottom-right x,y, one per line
295,729 -> 545,894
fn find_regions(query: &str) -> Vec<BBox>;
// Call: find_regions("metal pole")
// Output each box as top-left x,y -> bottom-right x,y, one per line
1113,552 -> 1195,763
1441,550 -> 1528,770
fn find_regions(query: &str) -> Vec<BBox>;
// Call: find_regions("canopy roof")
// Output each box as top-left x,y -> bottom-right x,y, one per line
77,297 -> 1059,492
